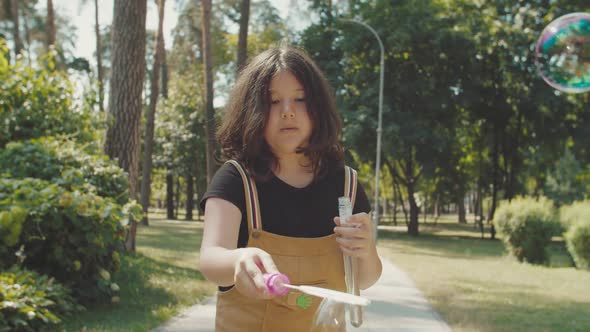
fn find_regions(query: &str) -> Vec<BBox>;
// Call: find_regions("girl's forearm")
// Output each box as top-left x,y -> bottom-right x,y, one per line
357,246 -> 382,290
199,246 -> 241,287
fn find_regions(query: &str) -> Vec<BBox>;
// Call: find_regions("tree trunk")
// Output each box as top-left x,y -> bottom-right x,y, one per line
104,0 -> 147,252
201,0 -> 216,184
236,0 -> 250,76
423,195 -> 427,224
186,174 -> 194,220
505,113 -> 522,201
433,193 -> 440,225
457,191 -> 466,223
166,169 -> 174,219
175,176 -> 181,219
407,181 -> 419,236
394,181 -> 408,225
11,0 -> 23,57
140,0 -> 166,226
94,0 -> 104,112
46,0 -> 56,49
161,47 -> 168,98
196,167 -> 207,220
392,179 -> 397,225
22,7 -> 31,59
487,128 -> 499,223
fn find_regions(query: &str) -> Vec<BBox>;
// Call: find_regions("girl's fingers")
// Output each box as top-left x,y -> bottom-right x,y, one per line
235,269 -> 261,298
256,252 -> 279,275
336,237 -> 366,249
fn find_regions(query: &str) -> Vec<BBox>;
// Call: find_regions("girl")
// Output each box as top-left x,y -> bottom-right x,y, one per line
199,45 -> 382,331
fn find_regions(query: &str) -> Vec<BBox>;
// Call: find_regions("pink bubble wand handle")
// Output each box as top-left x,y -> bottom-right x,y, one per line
263,272 -> 290,296
262,273 -> 371,306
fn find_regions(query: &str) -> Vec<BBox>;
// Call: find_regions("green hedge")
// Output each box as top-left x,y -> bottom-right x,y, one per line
0,137 -> 129,204
494,196 -> 560,265
560,201 -> 590,269
0,266 -> 82,332
0,178 -> 131,304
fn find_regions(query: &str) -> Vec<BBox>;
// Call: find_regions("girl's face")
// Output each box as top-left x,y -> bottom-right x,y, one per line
264,70 -> 312,158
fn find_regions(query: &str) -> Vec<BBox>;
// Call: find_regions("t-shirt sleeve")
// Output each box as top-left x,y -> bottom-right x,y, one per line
353,180 -> 371,214
199,162 -> 246,217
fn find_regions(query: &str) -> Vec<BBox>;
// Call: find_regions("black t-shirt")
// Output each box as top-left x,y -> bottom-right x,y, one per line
199,162 -> 371,248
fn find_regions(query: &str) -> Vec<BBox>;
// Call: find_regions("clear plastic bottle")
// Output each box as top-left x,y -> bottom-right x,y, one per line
338,196 -> 363,327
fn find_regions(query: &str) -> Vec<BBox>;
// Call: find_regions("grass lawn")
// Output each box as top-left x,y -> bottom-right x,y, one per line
60,212 -> 590,331
378,216 -> 590,332
61,216 -> 215,332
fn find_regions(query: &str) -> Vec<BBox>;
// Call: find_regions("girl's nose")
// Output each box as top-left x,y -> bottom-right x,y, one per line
281,112 -> 295,119
280,101 -> 295,119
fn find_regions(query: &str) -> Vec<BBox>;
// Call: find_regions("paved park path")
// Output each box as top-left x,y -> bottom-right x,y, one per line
152,250 -> 452,332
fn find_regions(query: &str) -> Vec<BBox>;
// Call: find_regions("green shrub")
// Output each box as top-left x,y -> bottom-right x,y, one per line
0,178 -> 133,304
0,49 -> 97,149
0,206 -> 28,267
0,137 -> 129,205
560,200 -> 590,229
560,201 -> 590,269
0,266 -> 83,332
494,196 -> 560,264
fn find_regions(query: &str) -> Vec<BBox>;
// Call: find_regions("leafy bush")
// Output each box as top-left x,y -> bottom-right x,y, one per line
0,206 -> 28,267
0,137 -> 129,204
0,266 -> 83,332
560,201 -> 590,269
494,196 -> 560,264
560,200 -> 590,229
0,178 -> 132,304
0,49 -> 97,149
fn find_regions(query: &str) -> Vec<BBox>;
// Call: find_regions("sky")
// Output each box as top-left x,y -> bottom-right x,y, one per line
44,1 -> 308,106
49,0 -> 297,63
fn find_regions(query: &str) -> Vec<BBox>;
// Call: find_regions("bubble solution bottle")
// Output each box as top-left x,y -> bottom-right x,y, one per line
263,272 -> 291,296
338,196 -> 363,327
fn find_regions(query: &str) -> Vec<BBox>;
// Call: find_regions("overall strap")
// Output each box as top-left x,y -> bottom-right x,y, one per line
344,166 -> 358,208
226,160 -> 262,233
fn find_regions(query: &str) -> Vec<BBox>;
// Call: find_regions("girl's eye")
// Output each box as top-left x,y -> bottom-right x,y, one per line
295,97 -> 305,102
271,99 -> 280,104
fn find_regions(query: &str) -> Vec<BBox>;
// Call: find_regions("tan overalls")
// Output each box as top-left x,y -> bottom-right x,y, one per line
215,160 -> 358,332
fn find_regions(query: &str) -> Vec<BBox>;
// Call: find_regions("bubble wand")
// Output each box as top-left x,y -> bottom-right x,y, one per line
263,273 -> 370,306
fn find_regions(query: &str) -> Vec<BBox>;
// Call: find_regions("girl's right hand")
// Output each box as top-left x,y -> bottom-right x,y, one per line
233,247 -> 278,299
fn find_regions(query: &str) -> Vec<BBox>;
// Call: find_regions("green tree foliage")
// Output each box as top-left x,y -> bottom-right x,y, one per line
301,0 -> 477,233
219,0 -> 286,56
0,45 -> 96,148
153,70 -> 207,198
298,0 -> 589,232
545,146 -> 588,206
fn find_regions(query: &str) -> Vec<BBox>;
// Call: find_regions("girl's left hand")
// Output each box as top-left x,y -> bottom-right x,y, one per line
333,212 -> 374,258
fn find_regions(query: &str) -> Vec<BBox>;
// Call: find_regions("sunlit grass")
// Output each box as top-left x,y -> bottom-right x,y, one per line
378,215 -> 590,332
61,217 -> 215,332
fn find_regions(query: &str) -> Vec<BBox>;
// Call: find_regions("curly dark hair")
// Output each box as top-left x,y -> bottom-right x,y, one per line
217,45 -> 343,180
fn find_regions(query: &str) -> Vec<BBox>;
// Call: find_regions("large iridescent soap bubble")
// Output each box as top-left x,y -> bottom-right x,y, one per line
535,12 -> 590,93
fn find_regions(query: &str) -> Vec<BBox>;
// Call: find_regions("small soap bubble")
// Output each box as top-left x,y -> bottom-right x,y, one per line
535,12 -> 590,93
311,298 -> 346,332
